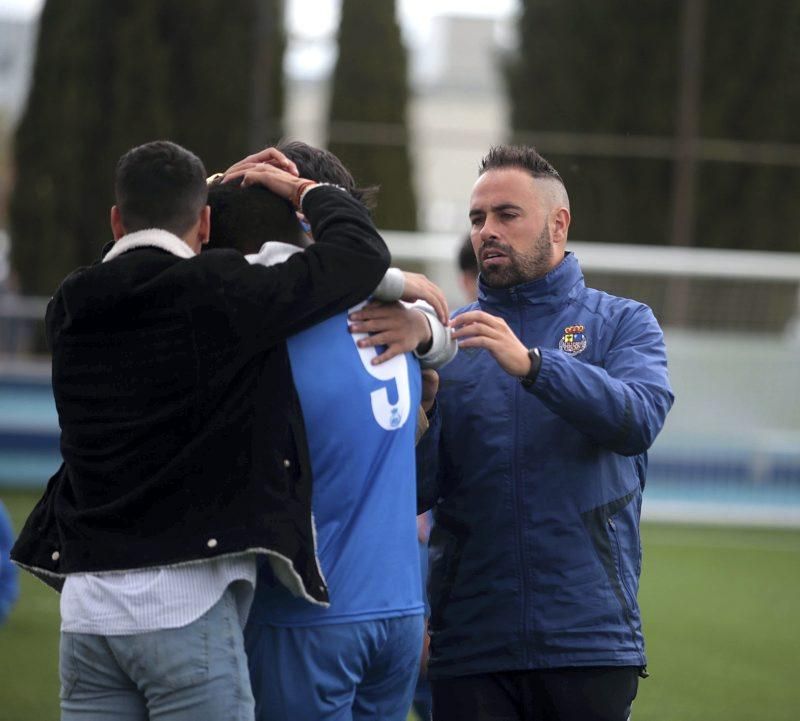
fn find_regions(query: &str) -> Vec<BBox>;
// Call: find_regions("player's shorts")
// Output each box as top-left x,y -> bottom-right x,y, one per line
245,614 -> 424,721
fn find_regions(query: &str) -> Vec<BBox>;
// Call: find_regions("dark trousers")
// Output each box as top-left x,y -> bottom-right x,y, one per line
431,666 -> 640,721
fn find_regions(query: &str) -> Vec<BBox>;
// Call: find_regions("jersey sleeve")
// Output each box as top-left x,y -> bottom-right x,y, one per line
408,301 -> 458,370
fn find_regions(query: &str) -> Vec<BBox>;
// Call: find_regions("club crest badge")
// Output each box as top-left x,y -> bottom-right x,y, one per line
559,324 -> 587,356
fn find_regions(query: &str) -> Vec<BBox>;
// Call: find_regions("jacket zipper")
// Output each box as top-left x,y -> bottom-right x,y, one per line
512,295 -> 531,666
608,517 -> 636,614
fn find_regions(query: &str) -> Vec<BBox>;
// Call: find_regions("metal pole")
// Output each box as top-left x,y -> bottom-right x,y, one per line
667,0 -> 707,326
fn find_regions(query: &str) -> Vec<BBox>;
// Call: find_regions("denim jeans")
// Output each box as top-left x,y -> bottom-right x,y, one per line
59,586 -> 254,721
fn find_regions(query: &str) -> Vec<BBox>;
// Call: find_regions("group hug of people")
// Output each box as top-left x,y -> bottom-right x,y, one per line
11,138 -> 673,721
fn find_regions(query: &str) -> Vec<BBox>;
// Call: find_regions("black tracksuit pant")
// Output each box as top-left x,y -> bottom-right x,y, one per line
430,666 -> 641,721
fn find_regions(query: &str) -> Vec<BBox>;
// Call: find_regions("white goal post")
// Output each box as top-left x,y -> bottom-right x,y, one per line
383,232 -> 800,526
1,235 -> 799,525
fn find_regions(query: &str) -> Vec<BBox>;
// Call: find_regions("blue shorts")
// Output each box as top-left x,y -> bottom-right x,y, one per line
245,614 -> 424,721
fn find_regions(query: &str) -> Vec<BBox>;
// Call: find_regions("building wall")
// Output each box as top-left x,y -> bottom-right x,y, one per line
0,18 -> 37,127
285,14 -> 510,236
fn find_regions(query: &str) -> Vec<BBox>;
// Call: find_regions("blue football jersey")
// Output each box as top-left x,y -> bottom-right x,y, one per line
249,304 -> 423,626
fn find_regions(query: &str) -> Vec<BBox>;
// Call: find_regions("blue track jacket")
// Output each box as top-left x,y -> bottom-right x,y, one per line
416,252 -> 674,678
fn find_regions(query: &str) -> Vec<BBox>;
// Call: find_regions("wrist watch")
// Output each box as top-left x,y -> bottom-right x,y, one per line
519,347 -> 542,388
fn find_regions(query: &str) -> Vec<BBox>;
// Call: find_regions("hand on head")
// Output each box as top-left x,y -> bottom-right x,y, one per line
223,147 -> 299,179
222,148 -> 314,207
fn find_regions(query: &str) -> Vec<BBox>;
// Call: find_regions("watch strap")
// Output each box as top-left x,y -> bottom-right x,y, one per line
519,347 -> 542,388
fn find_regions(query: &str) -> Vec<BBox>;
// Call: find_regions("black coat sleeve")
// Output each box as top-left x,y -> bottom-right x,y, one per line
197,186 -> 391,349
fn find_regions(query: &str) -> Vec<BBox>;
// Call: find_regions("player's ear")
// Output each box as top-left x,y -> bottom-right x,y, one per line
198,205 -> 211,246
110,206 -> 126,241
551,207 -> 570,246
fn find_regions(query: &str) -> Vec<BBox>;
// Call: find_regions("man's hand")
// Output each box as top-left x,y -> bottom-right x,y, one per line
349,302 -> 432,365
421,369 -> 439,413
223,162 -> 311,204
451,310 -> 531,376
400,272 -> 449,325
223,147 -> 299,178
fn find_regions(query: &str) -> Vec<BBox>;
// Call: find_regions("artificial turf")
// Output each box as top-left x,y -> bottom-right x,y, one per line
1,490 -> 797,721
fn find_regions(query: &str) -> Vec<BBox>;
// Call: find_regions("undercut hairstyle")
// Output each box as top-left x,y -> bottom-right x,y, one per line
277,140 -> 378,210
114,141 -> 208,236
208,177 -> 302,254
479,145 -> 564,186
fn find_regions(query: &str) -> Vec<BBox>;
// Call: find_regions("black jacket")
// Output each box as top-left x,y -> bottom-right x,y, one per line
11,187 -> 390,604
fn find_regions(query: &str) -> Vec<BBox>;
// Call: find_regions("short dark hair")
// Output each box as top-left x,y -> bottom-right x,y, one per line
207,177 -> 301,254
277,140 -> 378,210
479,145 -> 564,186
114,141 -> 208,236
457,234 -> 477,274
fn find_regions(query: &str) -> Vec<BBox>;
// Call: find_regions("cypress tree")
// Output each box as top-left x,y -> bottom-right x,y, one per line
327,0 -> 417,230
157,0 -> 282,173
506,0 -> 800,253
11,0 -> 118,295
10,0 -> 286,296
694,0 -> 800,252
506,0 -> 680,247
247,0 -> 286,149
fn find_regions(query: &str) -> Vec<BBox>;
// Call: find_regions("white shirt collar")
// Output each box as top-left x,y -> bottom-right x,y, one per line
103,229 -> 196,263
245,241 -> 303,267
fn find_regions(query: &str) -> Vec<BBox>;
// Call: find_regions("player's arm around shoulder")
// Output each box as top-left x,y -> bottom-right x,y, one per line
408,302 -> 457,370
205,158 -> 391,345
347,271 -> 455,368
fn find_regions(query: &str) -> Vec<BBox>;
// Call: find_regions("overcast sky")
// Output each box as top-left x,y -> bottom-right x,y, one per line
0,0 -> 519,81
0,0 -> 518,29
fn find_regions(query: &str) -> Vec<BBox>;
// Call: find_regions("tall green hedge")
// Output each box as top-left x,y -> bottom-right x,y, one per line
506,0 -> 679,247
506,0 -> 800,252
10,0 -> 285,295
327,0 -> 417,230
694,0 -> 800,252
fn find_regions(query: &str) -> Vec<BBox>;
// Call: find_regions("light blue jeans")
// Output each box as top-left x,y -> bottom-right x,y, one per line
59,586 -> 254,721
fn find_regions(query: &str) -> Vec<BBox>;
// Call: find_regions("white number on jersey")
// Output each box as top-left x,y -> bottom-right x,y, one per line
349,302 -> 411,430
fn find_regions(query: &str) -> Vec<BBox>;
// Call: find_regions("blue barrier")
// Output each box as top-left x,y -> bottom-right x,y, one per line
0,371 -> 61,486
2,371 -> 799,526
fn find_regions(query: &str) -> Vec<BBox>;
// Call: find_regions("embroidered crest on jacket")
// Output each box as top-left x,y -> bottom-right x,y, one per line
559,325 -> 587,355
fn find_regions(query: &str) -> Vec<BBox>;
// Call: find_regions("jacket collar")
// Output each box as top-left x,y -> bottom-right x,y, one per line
246,241 -> 302,267
103,229 -> 196,263
478,251 -> 584,310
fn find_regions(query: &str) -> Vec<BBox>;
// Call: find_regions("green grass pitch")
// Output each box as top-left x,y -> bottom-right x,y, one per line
1,490 -> 798,720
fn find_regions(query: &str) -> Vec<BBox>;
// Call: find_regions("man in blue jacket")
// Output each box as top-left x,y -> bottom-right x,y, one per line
416,145 -> 675,721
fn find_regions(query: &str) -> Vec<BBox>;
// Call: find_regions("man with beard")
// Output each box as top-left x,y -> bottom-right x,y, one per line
415,145 -> 675,721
